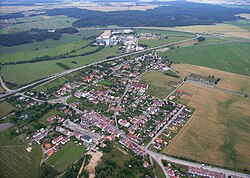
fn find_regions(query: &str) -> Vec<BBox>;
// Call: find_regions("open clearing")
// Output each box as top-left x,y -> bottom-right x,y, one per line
164,82 -> 250,171
142,70 -> 181,99
0,101 -> 15,118
85,150 -> 103,178
172,64 -> 250,95
161,42 -> 250,76
46,142 -> 85,173
0,133 -> 42,178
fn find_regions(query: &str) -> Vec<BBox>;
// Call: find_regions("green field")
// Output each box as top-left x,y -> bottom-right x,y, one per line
136,29 -> 194,37
34,77 -> 68,93
38,109 -> 62,126
46,142 -> 86,173
0,133 -> 42,178
0,101 -> 15,118
139,37 -> 190,48
0,15 -> 78,34
160,42 -> 250,76
1,46 -> 118,87
0,29 -> 101,63
142,70 -> 182,99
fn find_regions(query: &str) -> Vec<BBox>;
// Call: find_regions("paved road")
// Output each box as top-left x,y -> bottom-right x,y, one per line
148,150 -> 250,178
0,34 -> 199,99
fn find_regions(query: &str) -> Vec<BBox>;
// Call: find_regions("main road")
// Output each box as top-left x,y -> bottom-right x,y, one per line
148,150 -> 250,178
0,34 -> 199,99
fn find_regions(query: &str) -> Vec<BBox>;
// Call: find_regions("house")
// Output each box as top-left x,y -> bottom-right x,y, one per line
82,135 -> 92,144
52,135 -> 63,145
47,149 -> 54,156
118,119 -> 130,128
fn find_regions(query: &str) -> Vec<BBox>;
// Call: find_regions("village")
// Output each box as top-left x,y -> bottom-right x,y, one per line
9,53 -> 190,170
3,50 -> 245,178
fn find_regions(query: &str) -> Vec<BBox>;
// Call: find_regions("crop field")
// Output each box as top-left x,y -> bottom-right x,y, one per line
0,101 -> 15,118
0,29 -> 101,63
142,70 -> 181,99
137,23 -> 250,39
0,15 -> 78,34
0,133 -> 42,178
136,29 -> 194,37
161,42 -> 250,76
172,64 -> 250,95
1,45 -> 118,87
164,82 -> 250,171
46,142 -> 86,173
138,36 -> 190,48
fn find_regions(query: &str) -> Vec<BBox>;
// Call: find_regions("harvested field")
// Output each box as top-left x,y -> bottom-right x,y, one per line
0,5 -> 43,13
164,82 -> 250,171
172,64 -> 250,95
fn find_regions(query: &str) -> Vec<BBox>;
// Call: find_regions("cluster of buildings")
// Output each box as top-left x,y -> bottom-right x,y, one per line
94,29 -> 144,53
188,167 -> 225,178
152,106 -> 192,150
186,73 -> 219,88
119,136 -> 147,156
138,32 -> 168,40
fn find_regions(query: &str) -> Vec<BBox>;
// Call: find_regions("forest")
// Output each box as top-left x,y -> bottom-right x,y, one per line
46,2 -> 250,28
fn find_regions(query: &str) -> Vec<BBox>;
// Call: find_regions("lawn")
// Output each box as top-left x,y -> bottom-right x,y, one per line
0,133 -> 42,178
46,142 -> 86,173
0,101 -> 15,118
141,70 -> 182,99
161,42 -> 250,76
1,46 -> 119,87
164,82 -> 250,172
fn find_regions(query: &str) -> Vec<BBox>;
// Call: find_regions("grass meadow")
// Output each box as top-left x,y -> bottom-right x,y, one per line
142,70 -> 182,99
46,142 -> 86,173
161,42 -> 250,76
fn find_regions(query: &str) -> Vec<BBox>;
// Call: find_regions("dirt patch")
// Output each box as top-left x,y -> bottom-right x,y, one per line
172,64 -> 250,95
85,150 -> 103,178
